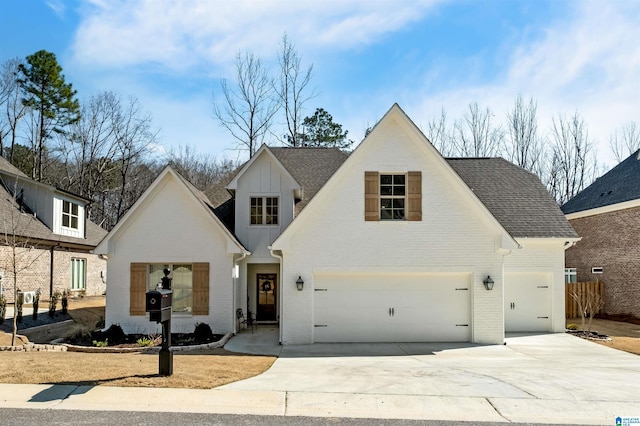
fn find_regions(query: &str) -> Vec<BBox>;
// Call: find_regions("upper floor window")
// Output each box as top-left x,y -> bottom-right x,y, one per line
250,197 -> 278,225
62,200 -> 79,229
380,174 -> 406,220
365,171 -> 421,221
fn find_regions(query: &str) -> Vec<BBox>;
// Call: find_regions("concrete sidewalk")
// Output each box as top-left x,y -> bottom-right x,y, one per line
0,331 -> 639,424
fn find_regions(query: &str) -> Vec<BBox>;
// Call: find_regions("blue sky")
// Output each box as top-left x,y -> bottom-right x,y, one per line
1,0 -> 639,168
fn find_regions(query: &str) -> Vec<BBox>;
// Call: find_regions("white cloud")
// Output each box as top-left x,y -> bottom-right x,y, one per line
46,0 -> 66,17
409,1 -> 640,166
72,0 -> 441,72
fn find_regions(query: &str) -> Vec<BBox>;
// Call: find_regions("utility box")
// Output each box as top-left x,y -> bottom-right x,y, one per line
146,289 -> 172,323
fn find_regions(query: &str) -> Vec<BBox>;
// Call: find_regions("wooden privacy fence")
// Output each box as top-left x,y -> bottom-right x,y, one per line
565,281 -> 605,319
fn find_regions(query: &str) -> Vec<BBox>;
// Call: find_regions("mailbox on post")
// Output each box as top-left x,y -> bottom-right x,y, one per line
145,268 -> 174,376
146,289 -> 172,323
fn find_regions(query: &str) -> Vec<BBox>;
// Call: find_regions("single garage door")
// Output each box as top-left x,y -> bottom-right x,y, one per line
313,273 -> 471,343
504,272 -> 552,332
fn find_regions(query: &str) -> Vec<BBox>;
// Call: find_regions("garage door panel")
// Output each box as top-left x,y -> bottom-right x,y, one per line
313,273 -> 471,343
504,272 -> 551,332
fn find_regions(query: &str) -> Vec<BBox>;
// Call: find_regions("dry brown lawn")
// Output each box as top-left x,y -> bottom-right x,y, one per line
567,317 -> 640,356
0,296 -> 276,389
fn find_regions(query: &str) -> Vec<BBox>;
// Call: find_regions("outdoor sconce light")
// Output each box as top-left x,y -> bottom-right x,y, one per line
483,275 -> 495,291
296,276 -> 304,291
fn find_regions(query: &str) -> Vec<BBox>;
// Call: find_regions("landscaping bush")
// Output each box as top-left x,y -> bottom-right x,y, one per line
103,324 -> 126,345
194,322 -> 214,342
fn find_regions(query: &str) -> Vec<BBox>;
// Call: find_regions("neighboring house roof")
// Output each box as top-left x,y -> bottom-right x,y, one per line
561,149 -> 640,215
0,179 -> 106,249
448,158 -> 578,238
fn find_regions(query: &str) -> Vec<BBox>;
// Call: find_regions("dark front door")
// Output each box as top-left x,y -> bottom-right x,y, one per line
256,273 -> 277,322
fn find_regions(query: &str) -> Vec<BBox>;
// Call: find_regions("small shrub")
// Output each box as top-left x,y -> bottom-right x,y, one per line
0,294 -> 6,325
61,289 -> 70,315
194,322 -> 214,342
567,323 -> 578,330
93,338 -> 109,347
104,324 -> 126,344
136,336 -> 155,347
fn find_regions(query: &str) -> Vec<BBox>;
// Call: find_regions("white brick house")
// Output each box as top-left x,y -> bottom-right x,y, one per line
96,104 -> 578,344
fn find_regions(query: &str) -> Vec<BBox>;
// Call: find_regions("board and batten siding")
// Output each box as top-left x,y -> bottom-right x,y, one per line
234,151 -> 297,261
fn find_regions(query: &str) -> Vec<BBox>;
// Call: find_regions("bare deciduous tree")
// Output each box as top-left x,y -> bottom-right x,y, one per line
275,34 -> 315,147
167,144 -> 237,189
505,95 -> 544,175
425,108 -> 455,157
452,102 -> 504,157
569,285 -> 605,332
545,113 -> 597,205
609,122 -> 640,162
0,58 -> 27,163
213,52 -> 278,158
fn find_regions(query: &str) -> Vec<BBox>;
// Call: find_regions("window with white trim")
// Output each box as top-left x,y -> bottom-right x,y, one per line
62,200 -> 80,229
564,267 -> 577,283
148,264 -> 193,313
70,258 -> 86,290
250,197 -> 278,225
380,174 -> 406,220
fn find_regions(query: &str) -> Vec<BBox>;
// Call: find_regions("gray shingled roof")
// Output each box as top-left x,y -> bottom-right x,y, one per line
0,183 -> 106,248
561,149 -> 640,214
0,156 -> 106,248
202,147 -> 575,239
270,147 -> 349,214
447,158 -> 578,238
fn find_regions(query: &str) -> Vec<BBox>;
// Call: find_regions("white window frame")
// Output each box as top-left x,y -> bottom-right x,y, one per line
565,267 -> 577,283
70,258 -> 86,290
379,174 -> 406,221
591,267 -> 603,274
250,196 -> 279,226
62,200 -> 80,230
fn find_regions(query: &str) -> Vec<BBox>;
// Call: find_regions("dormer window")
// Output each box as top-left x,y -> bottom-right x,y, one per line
250,197 -> 279,225
62,200 -> 79,229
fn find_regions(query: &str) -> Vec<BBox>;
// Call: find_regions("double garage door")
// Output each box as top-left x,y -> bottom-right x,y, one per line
313,273 -> 471,343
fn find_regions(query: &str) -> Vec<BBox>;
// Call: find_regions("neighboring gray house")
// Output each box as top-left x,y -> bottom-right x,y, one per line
97,104 -> 578,344
0,156 -> 107,302
562,149 -> 640,318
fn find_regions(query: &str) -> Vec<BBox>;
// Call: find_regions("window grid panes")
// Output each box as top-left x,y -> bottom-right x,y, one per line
148,264 -> 193,313
265,197 -> 278,225
70,258 -> 86,290
250,197 -> 279,225
250,197 -> 263,224
380,174 -> 406,220
62,200 -> 79,229
565,268 -> 577,283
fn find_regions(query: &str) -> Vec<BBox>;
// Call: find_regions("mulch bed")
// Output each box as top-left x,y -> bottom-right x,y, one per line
566,329 -> 611,341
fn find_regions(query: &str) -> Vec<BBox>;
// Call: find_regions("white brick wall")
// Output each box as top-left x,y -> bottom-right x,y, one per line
101,173 -> 240,335
275,111 -> 510,345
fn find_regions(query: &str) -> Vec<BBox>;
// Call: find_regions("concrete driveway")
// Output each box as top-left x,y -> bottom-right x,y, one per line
223,331 -> 640,424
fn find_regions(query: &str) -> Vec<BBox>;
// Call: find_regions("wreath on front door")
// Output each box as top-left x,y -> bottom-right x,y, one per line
261,281 -> 272,292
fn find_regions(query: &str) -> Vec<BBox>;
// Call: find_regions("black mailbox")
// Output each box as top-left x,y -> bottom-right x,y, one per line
146,289 -> 172,323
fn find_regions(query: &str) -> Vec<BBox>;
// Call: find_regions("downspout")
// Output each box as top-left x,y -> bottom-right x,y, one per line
49,246 -> 54,298
269,246 -> 283,345
233,251 -> 248,334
